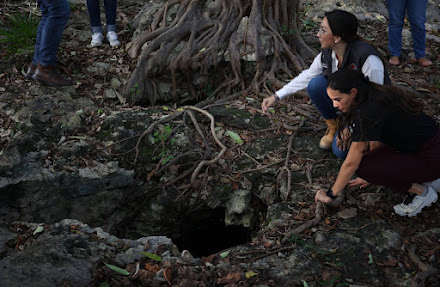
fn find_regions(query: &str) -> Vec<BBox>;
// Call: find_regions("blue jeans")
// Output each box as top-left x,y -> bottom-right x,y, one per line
87,0 -> 117,33
32,0 -> 70,66
386,0 -> 428,59
332,134 -> 349,159
307,75 -> 337,120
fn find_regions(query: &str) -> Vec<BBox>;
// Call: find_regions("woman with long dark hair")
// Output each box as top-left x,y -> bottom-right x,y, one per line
315,68 -> 440,217
261,9 -> 390,158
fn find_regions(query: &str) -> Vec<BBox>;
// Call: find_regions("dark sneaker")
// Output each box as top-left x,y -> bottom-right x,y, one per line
34,64 -> 73,86
25,63 -> 37,80
393,186 -> 438,217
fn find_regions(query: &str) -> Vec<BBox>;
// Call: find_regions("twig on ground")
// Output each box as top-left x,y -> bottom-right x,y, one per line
281,190 -> 346,244
234,159 -> 285,176
249,245 -> 297,262
409,244 -> 438,287
277,118 -> 306,200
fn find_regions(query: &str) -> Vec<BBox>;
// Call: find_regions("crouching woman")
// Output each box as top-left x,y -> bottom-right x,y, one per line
315,68 -> 440,217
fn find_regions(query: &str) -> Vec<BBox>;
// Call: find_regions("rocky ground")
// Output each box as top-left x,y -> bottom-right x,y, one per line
1,0 -> 440,287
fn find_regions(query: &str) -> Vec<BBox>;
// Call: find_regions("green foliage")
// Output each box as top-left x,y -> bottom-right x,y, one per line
103,262 -> 131,276
286,234 -> 303,244
0,12 -> 39,56
226,130 -> 243,145
33,226 -> 44,235
140,251 -> 163,262
151,124 -> 176,164
280,25 -> 296,36
202,83 -> 214,97
130,82 -> 140,103
432,77 -> 440,89
68,0 -> 80,11
302,18 -> 316,31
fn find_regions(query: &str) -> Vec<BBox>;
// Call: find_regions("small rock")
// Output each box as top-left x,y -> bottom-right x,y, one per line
110,77 -> 122,89
337,207 -> 357,219
403,67 -> 413,73
181,250 -> 194,262
105,89 -> 117,99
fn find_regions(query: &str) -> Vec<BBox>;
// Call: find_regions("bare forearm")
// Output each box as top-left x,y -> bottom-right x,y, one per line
331,161 -> 359,195
331,141 -> 365,195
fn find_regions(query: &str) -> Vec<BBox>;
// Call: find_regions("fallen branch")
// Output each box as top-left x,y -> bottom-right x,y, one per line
409,244 -> 438,287
281,190 -> 346,244
233,159 -> 285,176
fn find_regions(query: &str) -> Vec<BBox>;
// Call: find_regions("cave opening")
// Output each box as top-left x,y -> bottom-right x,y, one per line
173,207 -> 251,258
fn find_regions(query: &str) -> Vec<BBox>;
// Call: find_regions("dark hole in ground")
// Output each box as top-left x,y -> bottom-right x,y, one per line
173,207 -> 251,258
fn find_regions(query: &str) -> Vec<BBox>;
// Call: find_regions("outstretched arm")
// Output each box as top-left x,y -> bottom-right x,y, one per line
315,141 -> 366,203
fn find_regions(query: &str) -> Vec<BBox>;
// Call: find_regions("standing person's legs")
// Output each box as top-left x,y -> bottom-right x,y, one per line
37,0 -> 71,67
103,0 -> 120,47
407,0 -> 431,66
33,0 -> 73,86
32,0 -> 46,66
407,0 -> 427,59
386,0 -> 407,61
26,0 -> 46,78
87,0 -> 102,34
103,0 -> 117,32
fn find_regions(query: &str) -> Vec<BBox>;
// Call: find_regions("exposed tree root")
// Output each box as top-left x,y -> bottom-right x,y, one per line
281,191 -> 346,244
409,244 -> 438,287
129,104 -> 227,189
124,0 -> 314,105
277,118 -> 306,201
183,105 -> 227,185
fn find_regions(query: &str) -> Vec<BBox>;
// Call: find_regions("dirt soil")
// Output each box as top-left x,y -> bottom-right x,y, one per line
1,1 -> 440,286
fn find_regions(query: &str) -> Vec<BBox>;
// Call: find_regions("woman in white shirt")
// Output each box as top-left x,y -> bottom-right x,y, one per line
261,9 -> 390,158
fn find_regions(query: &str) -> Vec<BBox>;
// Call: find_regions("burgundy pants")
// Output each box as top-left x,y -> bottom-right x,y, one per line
357,127 -> 440,193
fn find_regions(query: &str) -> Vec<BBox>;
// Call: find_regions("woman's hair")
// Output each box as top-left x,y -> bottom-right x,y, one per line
325,10 -> 359,43
327,68 -> 423,139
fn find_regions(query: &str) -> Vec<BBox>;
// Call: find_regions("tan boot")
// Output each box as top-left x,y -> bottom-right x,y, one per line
319,119 -> 337,149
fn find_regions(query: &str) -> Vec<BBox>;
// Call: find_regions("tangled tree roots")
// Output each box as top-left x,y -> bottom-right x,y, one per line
124,0 -> 315,105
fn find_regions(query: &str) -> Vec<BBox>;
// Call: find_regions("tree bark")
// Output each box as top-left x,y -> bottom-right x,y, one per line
124,0 -> 316,105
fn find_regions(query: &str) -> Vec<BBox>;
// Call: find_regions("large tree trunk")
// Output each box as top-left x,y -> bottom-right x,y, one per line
123,0 -> 316,105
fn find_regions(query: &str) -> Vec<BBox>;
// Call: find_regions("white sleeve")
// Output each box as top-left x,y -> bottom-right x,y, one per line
361,55 -> 384,85
275,53 -> 323,99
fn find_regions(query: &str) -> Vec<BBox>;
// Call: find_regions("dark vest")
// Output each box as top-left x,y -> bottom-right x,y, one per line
321,40 -> 391,85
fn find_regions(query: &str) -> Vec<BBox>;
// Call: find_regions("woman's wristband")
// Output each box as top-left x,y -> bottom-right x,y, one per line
326,188 -> 337,200
273,93 -> 280,102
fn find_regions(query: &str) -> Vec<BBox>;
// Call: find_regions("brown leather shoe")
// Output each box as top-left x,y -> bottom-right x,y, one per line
34,64 -> 73,86
25,63 -> 37,80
